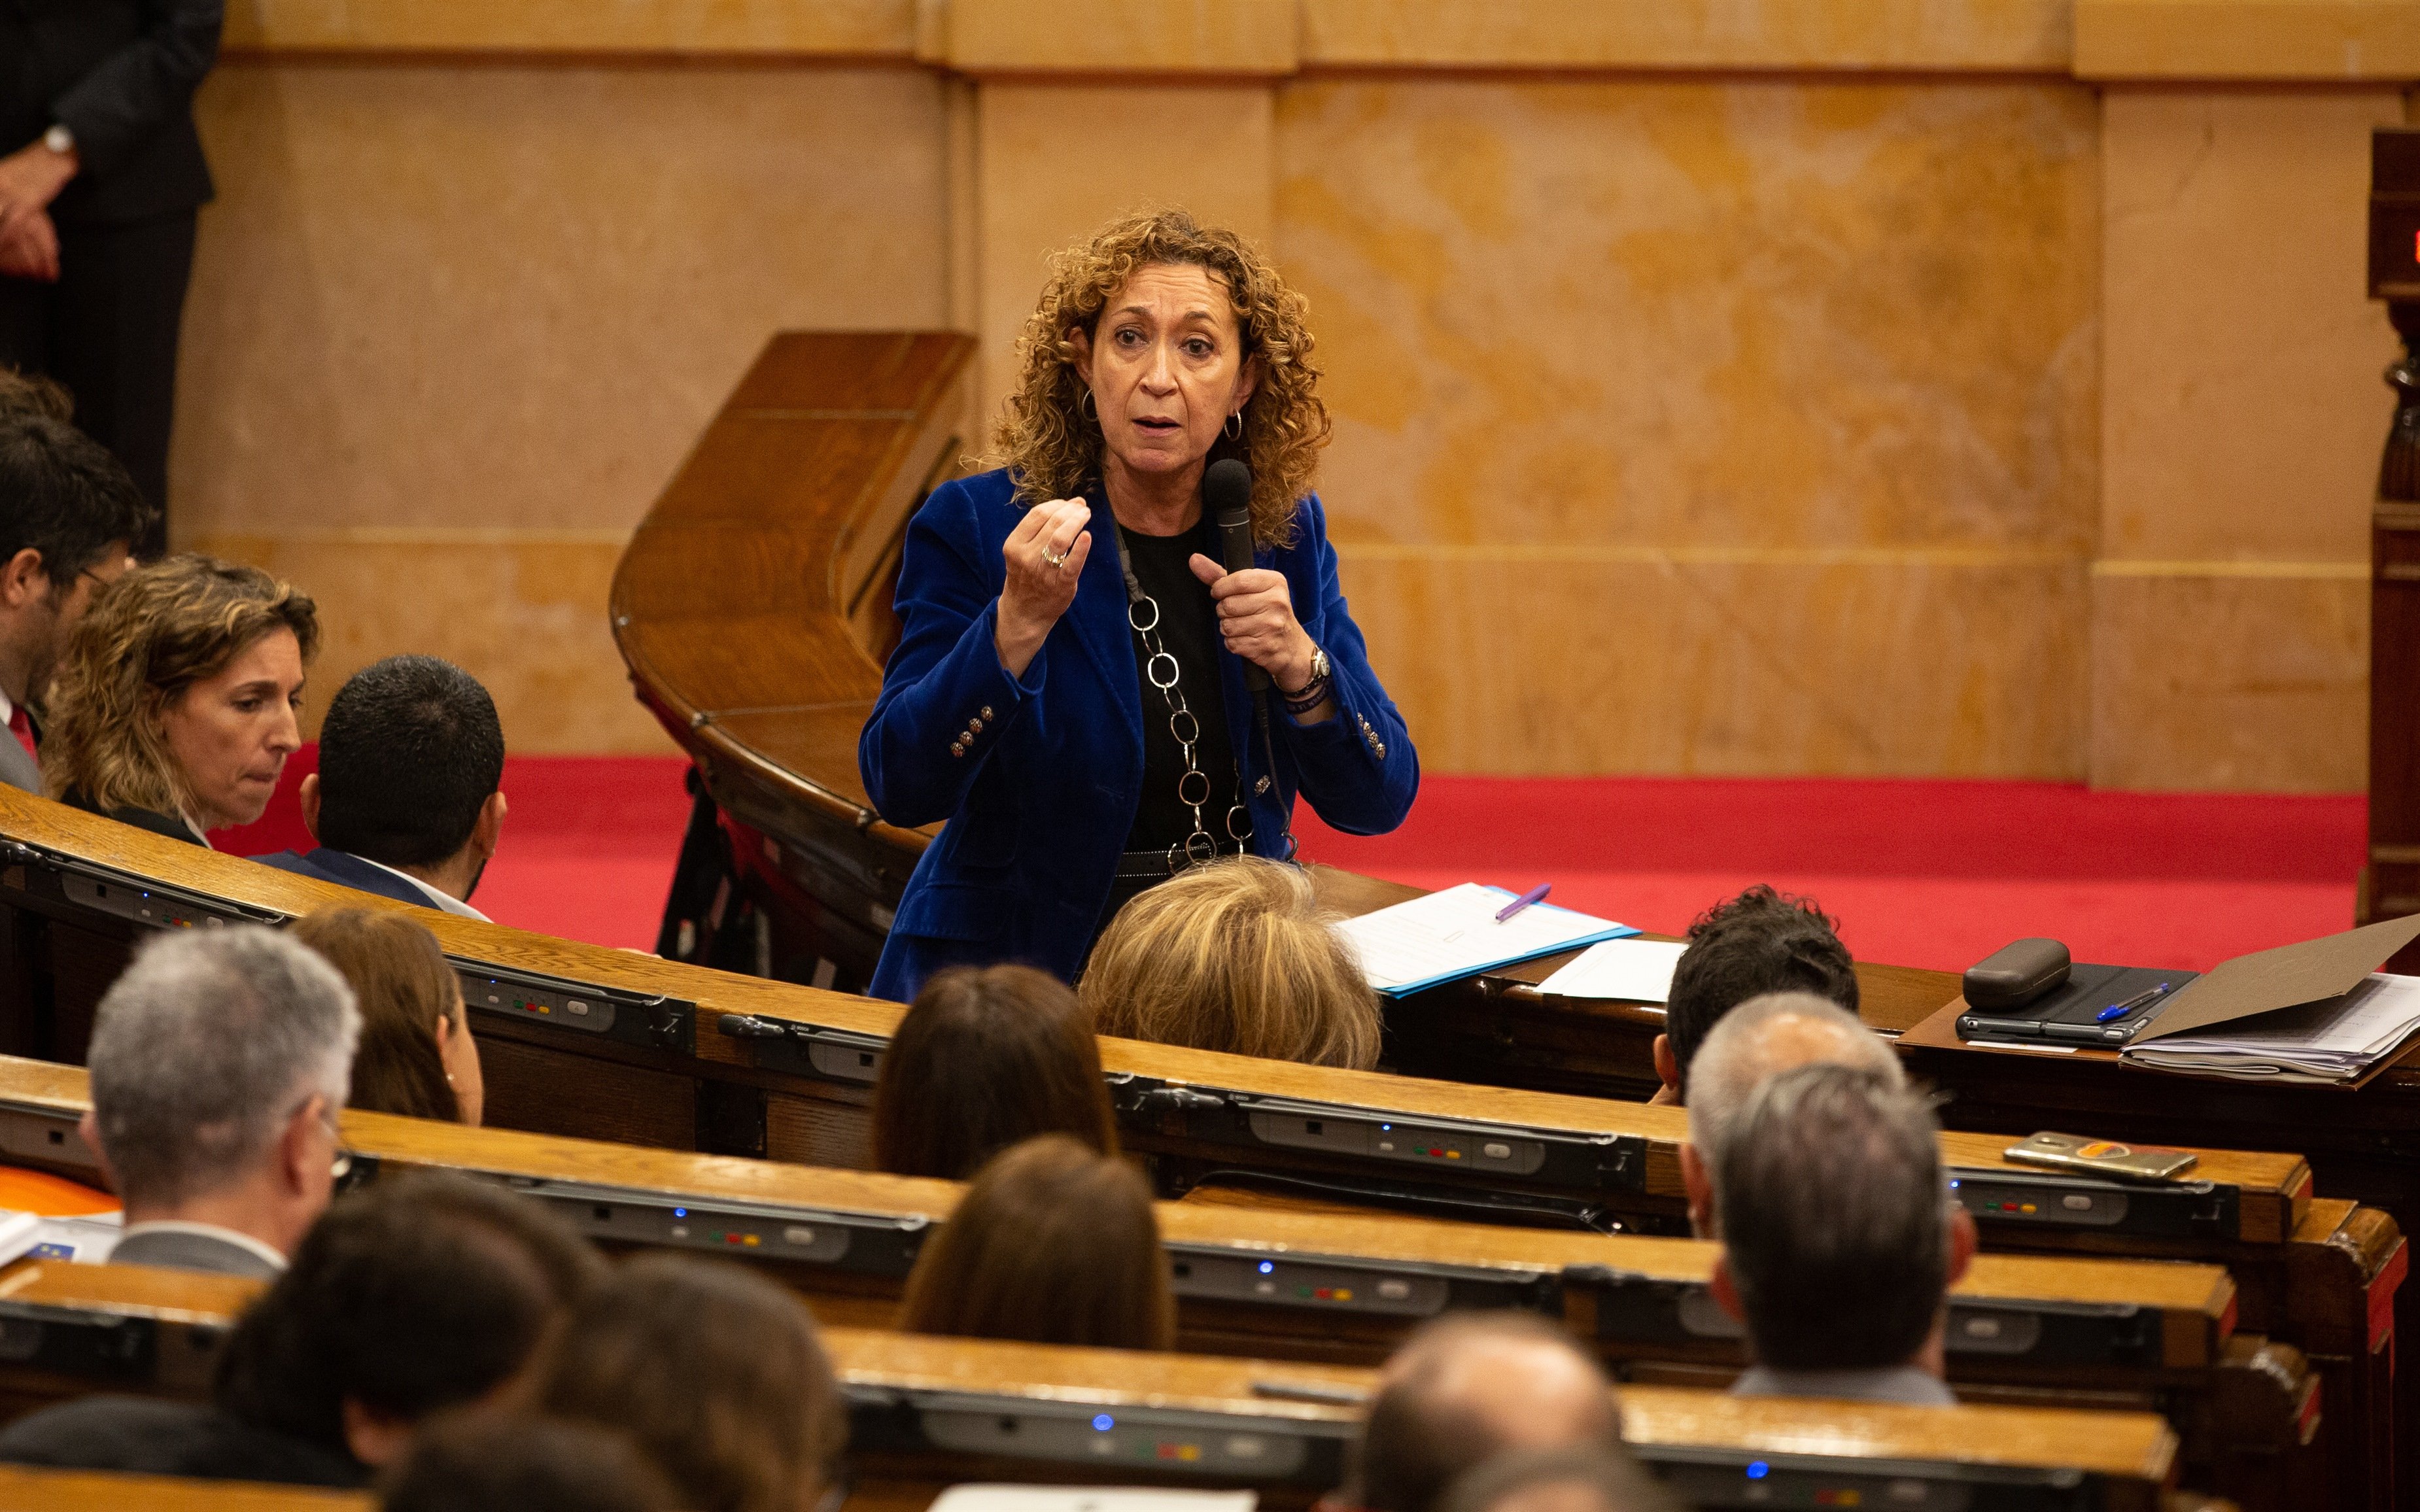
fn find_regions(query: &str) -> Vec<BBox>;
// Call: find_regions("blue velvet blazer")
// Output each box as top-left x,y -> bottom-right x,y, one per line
859,468 -> 1418,1000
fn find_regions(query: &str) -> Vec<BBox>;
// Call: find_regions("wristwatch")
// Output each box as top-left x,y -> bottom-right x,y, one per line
42,125 -> 73,157
1279,645 -> 1330,698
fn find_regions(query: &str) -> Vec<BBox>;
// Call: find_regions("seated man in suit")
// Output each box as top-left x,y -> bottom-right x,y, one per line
1710,1061 -> 1975,1407
83,925 -> 362,1277
1678,991 -> 1903,1235
0,411 -> 150,792
1340,1313 -> 1625,1512
1652,885 -> 1858,1105
255,655 -> 507,920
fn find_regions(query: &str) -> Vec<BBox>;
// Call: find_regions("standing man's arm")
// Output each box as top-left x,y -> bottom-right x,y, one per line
0,0 -> 224,234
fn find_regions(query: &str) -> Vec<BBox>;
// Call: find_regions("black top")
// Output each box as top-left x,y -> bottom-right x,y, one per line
0,1396 -> 368,1488
61,787 -> 203,846
1118,515 -> 1241,856
0,0 -> 222,226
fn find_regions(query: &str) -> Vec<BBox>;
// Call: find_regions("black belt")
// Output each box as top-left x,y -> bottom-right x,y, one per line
1111,841 -> 1247,880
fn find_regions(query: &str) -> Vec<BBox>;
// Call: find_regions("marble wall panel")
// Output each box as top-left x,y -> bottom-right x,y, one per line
174,63 -> 950,537
1336,553 -> 2089,778
2089,572 -> 2368,791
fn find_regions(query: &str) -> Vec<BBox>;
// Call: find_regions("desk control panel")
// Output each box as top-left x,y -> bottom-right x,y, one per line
1582,1269 -> 2163,1369
1,844 -> 286,933
456,959 -> 696,1057
1950,1168 -> 2236,1241
1646,1445 -> 2091,1511
852,1391 -> 1347,1487
1111,1077 -> 1646,1198
1168,1248 -> 1555,1319
433,1173 -> 929,1277
717,1014 -> 886,1084
0,1301 -> 154,1385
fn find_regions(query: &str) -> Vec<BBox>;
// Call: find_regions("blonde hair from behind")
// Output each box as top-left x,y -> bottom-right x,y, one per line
1080,856 -> 1380,1071
42,553 -> 319,817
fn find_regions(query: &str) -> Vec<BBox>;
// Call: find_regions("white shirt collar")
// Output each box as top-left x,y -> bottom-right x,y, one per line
350,853 -> 491,922
116,1219 -> 289,1273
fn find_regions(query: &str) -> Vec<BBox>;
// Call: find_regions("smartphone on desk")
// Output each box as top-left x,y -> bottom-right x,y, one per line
2004,1131 -> 2198,1182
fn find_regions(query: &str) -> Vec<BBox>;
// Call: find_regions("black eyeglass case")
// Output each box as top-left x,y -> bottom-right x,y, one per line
1963,938 -> 2071,1012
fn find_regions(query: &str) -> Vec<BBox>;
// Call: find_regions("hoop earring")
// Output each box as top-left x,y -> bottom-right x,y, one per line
1224,410 -> 1243,439
1079,388 -> 1096,422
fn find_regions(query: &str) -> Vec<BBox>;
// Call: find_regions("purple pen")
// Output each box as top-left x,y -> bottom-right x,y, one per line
1496,884 -> 1551,923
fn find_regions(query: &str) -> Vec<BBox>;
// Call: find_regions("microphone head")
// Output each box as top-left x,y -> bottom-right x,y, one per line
1204,458 -> 1254,528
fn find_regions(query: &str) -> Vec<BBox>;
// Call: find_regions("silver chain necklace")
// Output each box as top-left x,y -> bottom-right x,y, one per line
1114,523 -> 1252,870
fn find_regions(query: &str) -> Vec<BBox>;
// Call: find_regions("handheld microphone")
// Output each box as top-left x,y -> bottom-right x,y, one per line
1204,458 -> 1269,693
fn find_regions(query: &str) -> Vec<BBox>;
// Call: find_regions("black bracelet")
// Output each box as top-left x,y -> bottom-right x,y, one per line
1281,674 -> 1331,716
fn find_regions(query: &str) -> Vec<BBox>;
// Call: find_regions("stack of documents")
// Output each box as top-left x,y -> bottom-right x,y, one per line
2121,974 -> 2420,1083
1536,938 -> 1689,1003
1336,884 -> 1636,997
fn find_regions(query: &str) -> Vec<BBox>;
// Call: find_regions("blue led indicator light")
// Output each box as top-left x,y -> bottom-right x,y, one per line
1092,1415 -> 1115,1432
1744,1462 -> 1769,1481
673,1208 -> 687,1218
1258,1261 -> 1275,1275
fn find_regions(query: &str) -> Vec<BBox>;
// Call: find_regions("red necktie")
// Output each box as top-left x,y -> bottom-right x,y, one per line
8,706 -> 34,765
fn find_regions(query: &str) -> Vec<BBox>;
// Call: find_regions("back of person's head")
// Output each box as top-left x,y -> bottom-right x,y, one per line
291,908 -> 468,1124
314,655 -> 506,868
215,1173 -> 606,1464
1663,887 -> 1856,1097
1714,1063 -> 1950,1373
899,1133 -> 1174,1350
379,1413 -> 680,1512
87,925 -> 360,1210
1439,1446 -> 1684,1512
44,553 -> 319,816
1350,1313 -> 1621,1512
1684,991 -> 1901,1173
0,367 -> 73,423
534,1254 -> 844,1512
0,413 -> 153,594
1079,856 -> 1380,1069
873,963 -> 1118,1179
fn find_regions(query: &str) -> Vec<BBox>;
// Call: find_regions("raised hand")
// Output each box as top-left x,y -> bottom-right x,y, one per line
1188,554 -> 1316,692
995,498 -> 1092,679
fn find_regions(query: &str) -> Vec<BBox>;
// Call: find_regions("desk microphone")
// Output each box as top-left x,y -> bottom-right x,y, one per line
1205,457 -> 1269,693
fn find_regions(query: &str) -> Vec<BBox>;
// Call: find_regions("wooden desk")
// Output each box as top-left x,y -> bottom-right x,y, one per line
0,1057 -> 2248,1411
0,1468 -> 362,1512
0,1260 -> 2207,1512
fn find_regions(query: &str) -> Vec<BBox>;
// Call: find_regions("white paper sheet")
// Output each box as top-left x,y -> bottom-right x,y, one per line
1534,938 -> 1688,1003
2123,973 -> 2420,1082
1333,883 -> 1633,995
931,1488 -> 1255,1512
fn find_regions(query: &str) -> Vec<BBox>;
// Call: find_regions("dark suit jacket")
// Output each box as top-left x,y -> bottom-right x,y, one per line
251,847 -> 439,910
60,787 -> 203,846
858,468 -> 1419,999
0,1397 -> 366,1487
111,1225 -> 281,1279
0,0 -> 222,226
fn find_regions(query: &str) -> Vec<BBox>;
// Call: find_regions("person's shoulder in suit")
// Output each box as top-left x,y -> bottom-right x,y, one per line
0,736 -> 41,795
58,788 -> 205,847
0,1396 -> 365,1488
110,1225 -> 283,1280
249,847 -> 432,909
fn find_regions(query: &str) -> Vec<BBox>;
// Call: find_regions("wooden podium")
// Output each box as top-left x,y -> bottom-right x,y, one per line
2364,129 -> 2420,973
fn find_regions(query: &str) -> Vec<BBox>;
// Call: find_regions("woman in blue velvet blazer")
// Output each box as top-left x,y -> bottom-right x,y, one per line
859,211 -> 1417,1001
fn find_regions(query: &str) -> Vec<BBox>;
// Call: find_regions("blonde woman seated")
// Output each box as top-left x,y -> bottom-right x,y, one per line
43,555 -> 317,847
1079,855 -> 1379,1070
292,909 -> 483,1125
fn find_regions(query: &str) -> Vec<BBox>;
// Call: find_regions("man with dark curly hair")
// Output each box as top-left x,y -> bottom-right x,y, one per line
1650,884 -> 1859,1105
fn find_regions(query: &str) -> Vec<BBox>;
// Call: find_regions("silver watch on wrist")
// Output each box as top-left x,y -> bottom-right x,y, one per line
42,124 -> 74,157
1281,645 -> 1330,700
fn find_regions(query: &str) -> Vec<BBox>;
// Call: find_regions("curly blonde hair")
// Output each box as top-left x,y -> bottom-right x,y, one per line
43,554 -> 319,817
994,208 -> 1330,547
1079,856 -> 1381,1071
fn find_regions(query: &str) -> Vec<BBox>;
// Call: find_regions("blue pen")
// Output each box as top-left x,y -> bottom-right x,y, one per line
1495,884 -> 1551,923
2096,982 -> 2171,1023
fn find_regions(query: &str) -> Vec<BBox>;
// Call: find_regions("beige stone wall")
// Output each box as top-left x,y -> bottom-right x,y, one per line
156,2 -> 2410,789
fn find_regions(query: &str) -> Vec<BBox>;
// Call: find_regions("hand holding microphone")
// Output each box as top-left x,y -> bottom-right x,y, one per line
1188,459 -> 1317,693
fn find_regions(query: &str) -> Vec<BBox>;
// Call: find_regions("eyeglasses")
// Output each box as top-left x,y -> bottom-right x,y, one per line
291,1095 -> 357,1184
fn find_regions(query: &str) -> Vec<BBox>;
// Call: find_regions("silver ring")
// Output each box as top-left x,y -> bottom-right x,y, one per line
1041,546 -> 1067,568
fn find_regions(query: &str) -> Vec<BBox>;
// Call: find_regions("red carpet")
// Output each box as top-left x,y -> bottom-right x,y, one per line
215,755 -> 2365,976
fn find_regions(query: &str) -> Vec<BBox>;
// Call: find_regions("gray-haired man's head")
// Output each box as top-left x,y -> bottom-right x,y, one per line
1680,990 -> 1901,1237
1712,1062 -> 1968,1375
86,927 -> 360,1220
